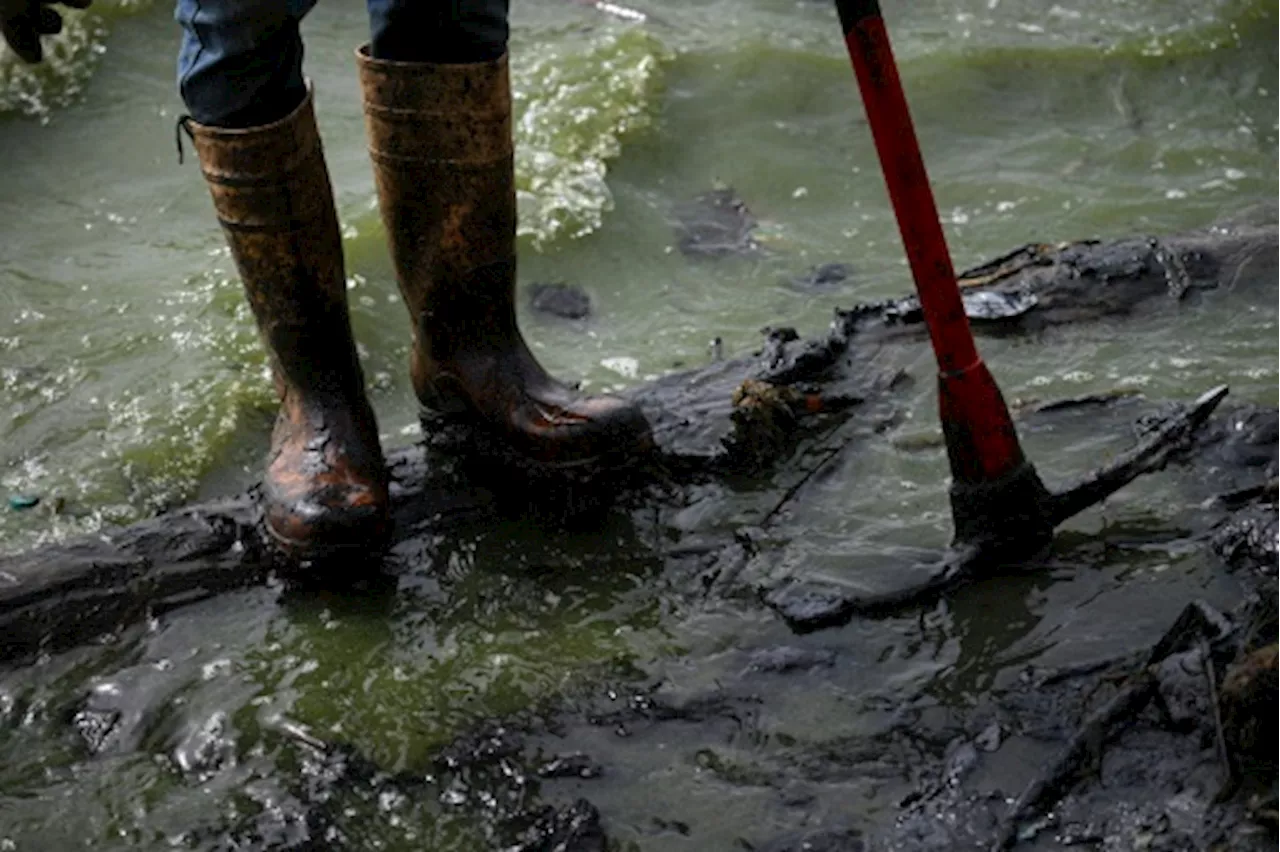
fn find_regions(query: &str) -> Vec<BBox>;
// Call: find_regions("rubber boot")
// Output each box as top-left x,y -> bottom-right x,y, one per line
185,87 -> 390,557
355,48 -> 653,467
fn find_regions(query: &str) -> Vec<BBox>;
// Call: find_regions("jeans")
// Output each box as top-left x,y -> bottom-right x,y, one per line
176,0 -> 510,128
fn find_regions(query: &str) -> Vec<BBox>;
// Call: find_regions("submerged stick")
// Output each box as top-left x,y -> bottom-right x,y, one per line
766,389 -> 1234,633
991,673 -> 1158,852
992,599 -> 1237,851
1046,385 -> 1230,526
848,388 -> 1229,615
1201,638 -> 1236,799
759,430 -> 857,528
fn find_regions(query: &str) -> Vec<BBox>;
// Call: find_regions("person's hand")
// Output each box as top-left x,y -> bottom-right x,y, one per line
1,0 -> 91,64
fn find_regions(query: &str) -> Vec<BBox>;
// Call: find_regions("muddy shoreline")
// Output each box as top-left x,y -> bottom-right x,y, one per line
1,216 -> 1276,850
2,217 -> 1273,662
201,397 -> 1273,852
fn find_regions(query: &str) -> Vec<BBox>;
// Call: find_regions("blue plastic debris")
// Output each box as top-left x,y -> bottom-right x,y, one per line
8,495 -> 40,511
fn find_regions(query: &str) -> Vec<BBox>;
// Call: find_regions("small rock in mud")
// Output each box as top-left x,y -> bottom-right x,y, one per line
71,664 -> 182,755
1211,505 -> 1278,574
435,723 -> 524,771
943,741 -> 979,787
72,707 -> 120,754
1153,647 -> 1211,728
759,326 -> 802,371
744,645 -> 837,674
537,752 -> 602,779
673,187 -> 761,258
510,799 -> 606,852
973,721 -> 1003,753
1213,408 -> 1279,470
755,826 -> 866,851
762,326 -> 800,345
173,710 -> 236,777
960,287 -> 1039,322
529,282 -> 592,320
763,581 -> 855,634
786,262 -> 852,292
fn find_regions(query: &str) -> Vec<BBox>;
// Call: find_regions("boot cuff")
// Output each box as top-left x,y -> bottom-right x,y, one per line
183,83 -> 322,185
356,45 -> 512,163
356,45 -> 508,113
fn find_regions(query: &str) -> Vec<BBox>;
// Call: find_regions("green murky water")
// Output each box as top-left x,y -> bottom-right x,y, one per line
1,0 -> 1276,849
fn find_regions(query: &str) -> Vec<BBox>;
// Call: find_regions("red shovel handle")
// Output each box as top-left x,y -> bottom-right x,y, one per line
835,0 -> 977,374
835,0 -> 1026,484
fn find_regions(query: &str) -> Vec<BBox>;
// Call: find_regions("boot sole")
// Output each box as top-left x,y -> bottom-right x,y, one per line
261,515 -> 390,565
417,403 -> 656,471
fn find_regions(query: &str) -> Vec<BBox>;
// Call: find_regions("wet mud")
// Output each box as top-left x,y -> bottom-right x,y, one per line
1,214 -> 1276,850
202,724 -> 610,852
8,480 -> 1278,852
163,460 -> 1275,850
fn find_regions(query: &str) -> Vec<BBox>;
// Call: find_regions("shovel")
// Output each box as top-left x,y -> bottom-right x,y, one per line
775,0 -> 1232,619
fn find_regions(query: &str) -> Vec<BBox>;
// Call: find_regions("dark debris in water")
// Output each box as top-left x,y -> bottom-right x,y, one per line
785,262 -> 853,292
198,722 -> 613,852
508,799 -> 606,852
529,282 -> 592,320
537,752 -> 602,779
744,645 -> 837,674
673,187 -> 762,258
762,579 -> 857,634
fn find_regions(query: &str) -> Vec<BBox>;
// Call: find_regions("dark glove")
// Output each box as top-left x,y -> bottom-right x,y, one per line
1,0 -> 91,64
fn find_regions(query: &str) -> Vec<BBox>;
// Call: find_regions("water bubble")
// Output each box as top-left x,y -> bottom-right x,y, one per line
201,658 -> 232,680
440,786 -> 468,806
601,356 -> 639,379
92,681 -> 123,698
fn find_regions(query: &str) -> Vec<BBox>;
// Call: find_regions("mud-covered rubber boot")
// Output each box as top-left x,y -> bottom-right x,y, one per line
186,88 -> 390,558
356,48 -> 653,467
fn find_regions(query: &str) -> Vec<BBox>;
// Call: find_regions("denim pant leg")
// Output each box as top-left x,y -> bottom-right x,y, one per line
366,0 -> 510,63
176,0 -> 317,128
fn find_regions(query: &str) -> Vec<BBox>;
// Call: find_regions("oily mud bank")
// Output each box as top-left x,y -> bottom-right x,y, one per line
127,399 -> 1277,851
0,214 -> 1275,662
0,213 -> 1275,850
